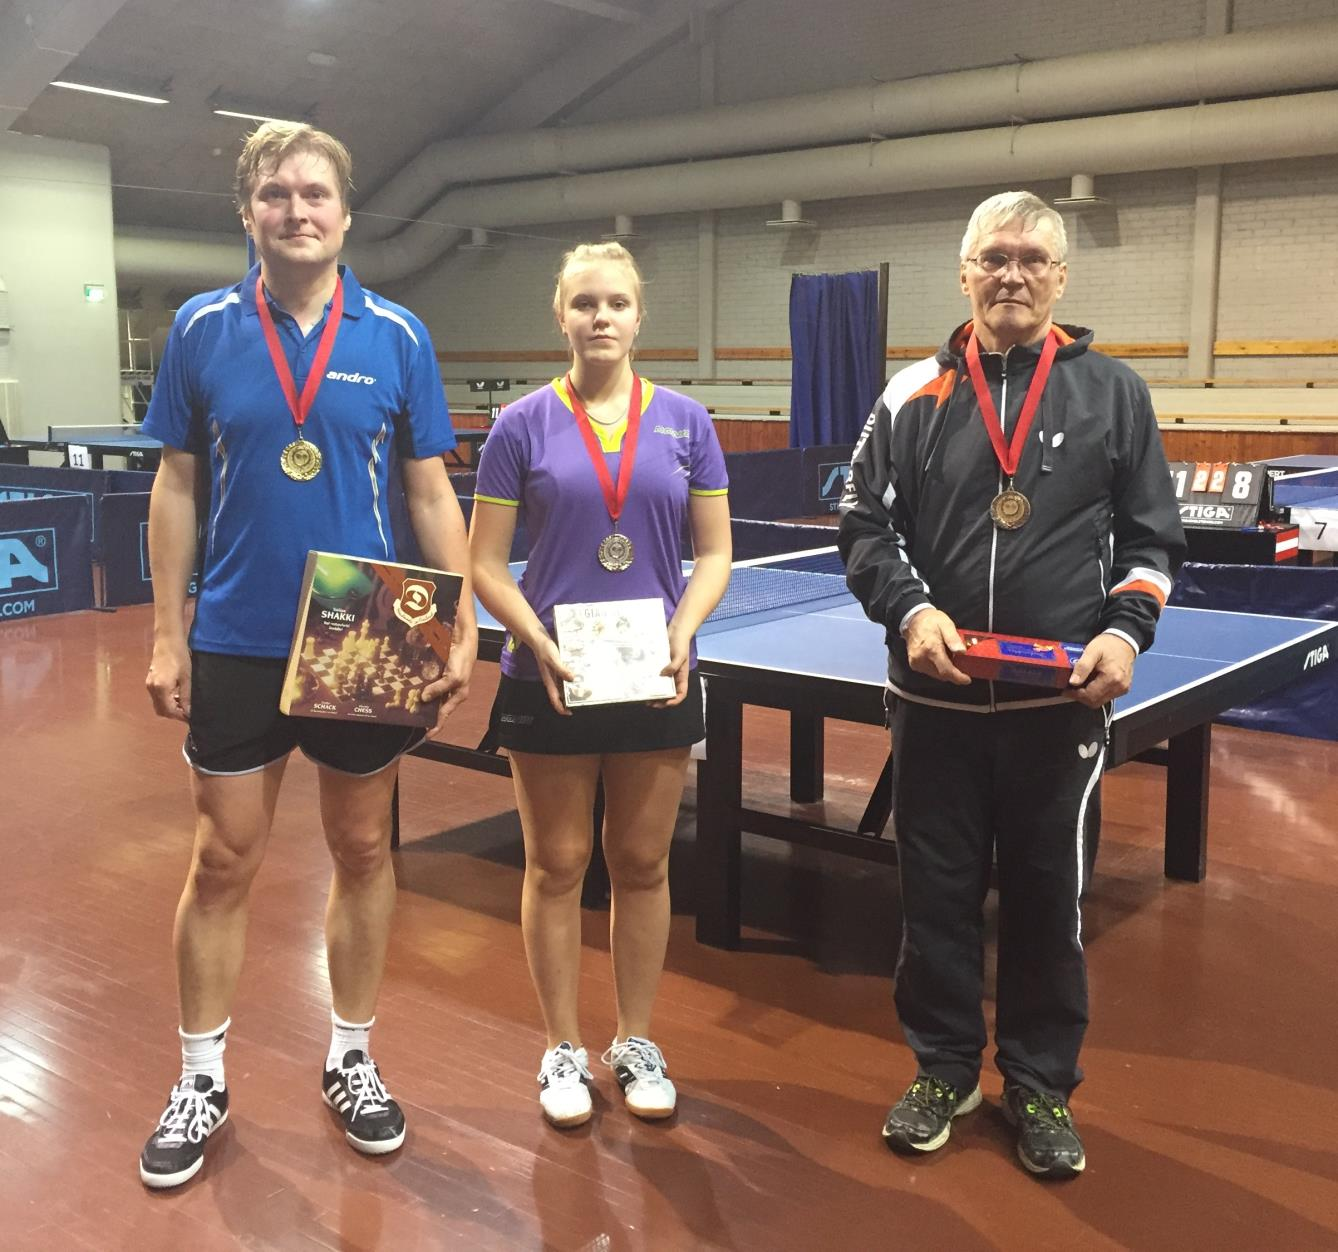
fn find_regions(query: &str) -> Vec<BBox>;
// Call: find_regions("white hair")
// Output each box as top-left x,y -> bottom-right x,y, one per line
960,191 -> 1069,262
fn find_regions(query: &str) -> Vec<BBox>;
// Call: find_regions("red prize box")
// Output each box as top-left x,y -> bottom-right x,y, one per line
953,630 -> 1086,690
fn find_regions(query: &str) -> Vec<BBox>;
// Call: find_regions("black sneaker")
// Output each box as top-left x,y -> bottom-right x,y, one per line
1002,1082 -> 1086,1178
139,1074 -> 229,1189
322,1049 -> 406,1155
881,1073 -> 982,1153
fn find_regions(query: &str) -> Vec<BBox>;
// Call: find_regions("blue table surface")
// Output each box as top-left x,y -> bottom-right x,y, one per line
80,435 -> 161,448
1269,454 -> 1338,470
477,561 -> 1336,719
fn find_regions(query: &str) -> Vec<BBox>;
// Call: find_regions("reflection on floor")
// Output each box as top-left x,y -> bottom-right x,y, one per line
2,605 -> 1337,1250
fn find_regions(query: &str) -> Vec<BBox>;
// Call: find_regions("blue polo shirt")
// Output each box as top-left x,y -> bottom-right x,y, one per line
144,264 -> 455,657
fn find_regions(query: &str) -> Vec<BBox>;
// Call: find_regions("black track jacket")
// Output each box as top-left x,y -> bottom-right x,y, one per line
838,320 -> 1186,710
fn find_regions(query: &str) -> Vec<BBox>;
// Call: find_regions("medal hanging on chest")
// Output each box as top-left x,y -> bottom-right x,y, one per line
964,327 -> 1058,530
256,274 -> 345,481
566,373 -> 643,572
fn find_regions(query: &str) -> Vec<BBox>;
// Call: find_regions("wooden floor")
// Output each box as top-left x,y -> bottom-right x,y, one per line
3,605 -> 1338,1251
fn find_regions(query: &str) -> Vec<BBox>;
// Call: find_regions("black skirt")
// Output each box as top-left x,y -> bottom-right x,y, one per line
492,671 -> 704,755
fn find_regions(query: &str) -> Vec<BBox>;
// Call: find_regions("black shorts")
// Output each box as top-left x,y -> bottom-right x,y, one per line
185,650 -> 426,776
493,671 -> 704,755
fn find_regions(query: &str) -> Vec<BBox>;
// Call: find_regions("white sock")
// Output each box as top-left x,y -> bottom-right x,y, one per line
180,1018 -> 230,1088
327,1009 -> 374,1071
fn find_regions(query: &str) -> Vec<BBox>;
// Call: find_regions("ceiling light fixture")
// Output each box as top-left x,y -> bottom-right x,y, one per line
213,108 -> 309,126
51,80 -> 169,105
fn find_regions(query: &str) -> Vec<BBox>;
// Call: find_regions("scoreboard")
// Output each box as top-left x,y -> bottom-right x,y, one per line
1168,460 -> 1300,564
1166,461 -> 1264,529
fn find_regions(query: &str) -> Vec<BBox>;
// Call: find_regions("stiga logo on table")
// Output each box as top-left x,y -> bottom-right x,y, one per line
818,462 -> 852,510
0,528 -> 59,615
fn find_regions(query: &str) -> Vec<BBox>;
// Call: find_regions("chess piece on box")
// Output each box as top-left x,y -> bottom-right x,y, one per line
280,551 -> 464,726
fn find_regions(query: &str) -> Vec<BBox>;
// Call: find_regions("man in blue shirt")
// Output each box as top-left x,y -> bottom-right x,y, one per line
138,122 -> 476,1189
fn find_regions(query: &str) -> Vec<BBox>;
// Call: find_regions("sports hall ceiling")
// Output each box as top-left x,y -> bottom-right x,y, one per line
3,0 -> 682,234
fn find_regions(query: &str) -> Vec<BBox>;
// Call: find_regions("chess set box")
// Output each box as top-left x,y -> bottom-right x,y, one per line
553,598 -> 676,708
280,551 -> 464,726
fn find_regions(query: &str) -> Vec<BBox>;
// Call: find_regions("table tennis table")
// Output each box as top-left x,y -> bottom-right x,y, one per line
1,423 -> 491,471
447,428 -> 490,467
1272,465 -> 1338,561
422,547 -> 1338,948
689,549 -> 1338,946
4,423 -> 164,470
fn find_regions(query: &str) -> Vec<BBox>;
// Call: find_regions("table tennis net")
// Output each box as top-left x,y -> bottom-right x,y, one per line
708,550 -> 850,623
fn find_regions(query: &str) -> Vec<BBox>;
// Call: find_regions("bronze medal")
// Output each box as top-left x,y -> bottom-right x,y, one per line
598,532 -> 634,572
990,487 -> 1031,530
965,328 -> 1058,535
280,438 -> 323,481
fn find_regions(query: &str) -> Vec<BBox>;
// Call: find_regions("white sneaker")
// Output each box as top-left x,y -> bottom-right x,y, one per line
538,1042 -> 593,1127
602,1037 -> 676,1120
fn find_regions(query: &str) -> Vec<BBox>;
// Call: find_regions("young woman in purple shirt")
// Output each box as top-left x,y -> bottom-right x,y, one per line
471,243 -> 731,1126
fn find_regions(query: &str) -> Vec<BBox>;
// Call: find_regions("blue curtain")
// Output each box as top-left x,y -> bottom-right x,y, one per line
788,270 -> 881,448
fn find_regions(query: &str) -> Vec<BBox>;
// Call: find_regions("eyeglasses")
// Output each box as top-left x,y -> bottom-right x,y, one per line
968,251 -> 1062,278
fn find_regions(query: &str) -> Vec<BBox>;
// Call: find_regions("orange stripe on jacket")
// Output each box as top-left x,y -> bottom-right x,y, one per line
1112,579 -> 1168,608
907,370 -> 955,408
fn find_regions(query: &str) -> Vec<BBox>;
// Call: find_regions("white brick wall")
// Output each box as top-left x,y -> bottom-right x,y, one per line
379,1 -> 1338,384
1215,156 -> 1338,379
1233,0 -> 1338,30
389,212 -> 702,357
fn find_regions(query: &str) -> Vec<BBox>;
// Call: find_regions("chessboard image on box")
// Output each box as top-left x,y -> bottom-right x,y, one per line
281,552 -> 464,726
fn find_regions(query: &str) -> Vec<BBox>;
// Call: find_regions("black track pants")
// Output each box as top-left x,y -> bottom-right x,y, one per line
889,696 -> 1108,1099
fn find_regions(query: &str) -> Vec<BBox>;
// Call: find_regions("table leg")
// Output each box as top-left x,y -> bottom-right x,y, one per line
1164,722 -> 1210,882
789,713 -> 824,802
695,687 -> 743,948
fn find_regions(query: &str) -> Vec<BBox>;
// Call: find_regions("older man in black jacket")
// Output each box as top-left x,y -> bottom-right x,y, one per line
838,190 -> 1184,1179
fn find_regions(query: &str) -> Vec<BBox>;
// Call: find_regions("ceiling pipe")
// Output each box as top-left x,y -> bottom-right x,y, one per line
347,17 -> 1338,242
115,89 -> 1338,288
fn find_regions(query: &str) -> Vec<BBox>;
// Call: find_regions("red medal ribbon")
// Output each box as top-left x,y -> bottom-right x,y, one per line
964,326 -> 1059,478
566,373 -> 643,525
256,274 -> 345,433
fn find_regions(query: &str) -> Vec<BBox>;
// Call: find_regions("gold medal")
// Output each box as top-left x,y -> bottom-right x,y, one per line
990,487 -> 1031,530
598,532 -> 634,571
280,438 -> 323,481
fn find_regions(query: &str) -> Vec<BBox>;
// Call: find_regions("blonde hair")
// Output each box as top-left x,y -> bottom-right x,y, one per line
234,121 -> 354,215
960,191 -> 1068,262
552,241 -> 646,323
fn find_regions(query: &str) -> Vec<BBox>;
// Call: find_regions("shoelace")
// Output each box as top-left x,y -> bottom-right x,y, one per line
155,1083 -> 218,1147
538,1046 -> 591,1086
1017,1091 -> 1074,1135
602,1038 -> 667,1084
903,1077 -> 956,1112
339,1058 -> 393,1119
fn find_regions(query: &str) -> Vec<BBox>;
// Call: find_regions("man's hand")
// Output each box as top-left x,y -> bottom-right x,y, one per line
146,638 -> 192,721
1067,633 -> 1136,708
902,608 -> 971,686
422,629 -> 477,739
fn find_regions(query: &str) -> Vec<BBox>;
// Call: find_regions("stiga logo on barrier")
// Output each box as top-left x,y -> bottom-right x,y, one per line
818,462 -> 852,506
0,528 -> 59,612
